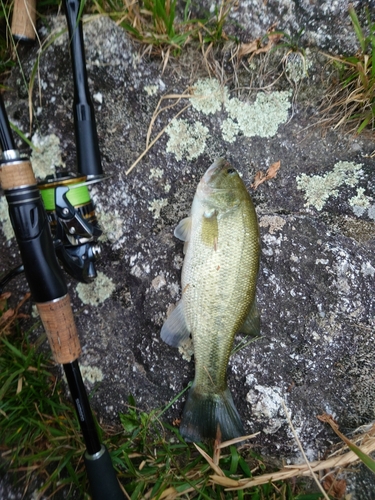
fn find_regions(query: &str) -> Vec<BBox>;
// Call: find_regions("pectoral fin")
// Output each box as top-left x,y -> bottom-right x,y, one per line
201,211 -> 218,249
238,300 -> 260,336
161,301 -> 190,347
174,217 -> 192,254
174,217 -> 191,242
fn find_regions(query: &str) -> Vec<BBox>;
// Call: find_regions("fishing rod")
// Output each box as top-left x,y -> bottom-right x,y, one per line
4,1 -> 125,498
0,95 -> 125,498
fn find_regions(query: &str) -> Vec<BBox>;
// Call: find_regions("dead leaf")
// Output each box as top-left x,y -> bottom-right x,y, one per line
0,293 -> 31,335
0,292 -> 11,311
251,160 -> 281,189
323,473 -> 347,499
236,25 -> 282,61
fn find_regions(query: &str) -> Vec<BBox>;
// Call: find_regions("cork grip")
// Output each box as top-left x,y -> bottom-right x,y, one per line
0,160 -> 36,189
11,0 -> 37,41
37,295 -> 81,364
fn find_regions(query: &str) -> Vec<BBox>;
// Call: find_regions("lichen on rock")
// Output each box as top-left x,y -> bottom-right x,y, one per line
296,161 -> 364,211
76,271 -> 115,306
30,133 -> 65,180
166,119 -> 209,160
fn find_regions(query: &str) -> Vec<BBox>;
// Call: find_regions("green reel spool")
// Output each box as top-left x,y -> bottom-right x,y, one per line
41,184 -> 91,211
39,176 -> 91,211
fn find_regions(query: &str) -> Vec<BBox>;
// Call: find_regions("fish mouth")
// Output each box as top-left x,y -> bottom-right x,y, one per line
202,158 -> 228,184
197,158 -> 230,197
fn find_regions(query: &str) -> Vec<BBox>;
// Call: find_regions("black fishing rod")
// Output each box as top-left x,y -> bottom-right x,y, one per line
64,0 -> 103,180
0,95 -> 125,499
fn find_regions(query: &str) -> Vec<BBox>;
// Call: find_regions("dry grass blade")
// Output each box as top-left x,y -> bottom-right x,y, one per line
281,400 -> 330,500
217,432 -> 260,449
125,102 -> 190,175
127,80 -> 227,174
210,417 -> 375,491
145,90 -> 192,148
194,443 -> 225,477
318,413 -> 375,474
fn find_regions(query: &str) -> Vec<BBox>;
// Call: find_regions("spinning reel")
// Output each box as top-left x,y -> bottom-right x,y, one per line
38,174 -> 102,283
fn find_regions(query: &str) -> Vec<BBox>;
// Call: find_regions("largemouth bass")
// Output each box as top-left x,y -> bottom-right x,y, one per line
161,158 -> 260,442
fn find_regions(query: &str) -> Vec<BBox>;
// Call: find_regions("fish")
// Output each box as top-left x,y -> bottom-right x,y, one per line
161,158 -> 260,442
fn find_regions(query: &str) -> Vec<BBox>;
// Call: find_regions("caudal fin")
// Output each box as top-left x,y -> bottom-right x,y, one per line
179,383 -> 245,442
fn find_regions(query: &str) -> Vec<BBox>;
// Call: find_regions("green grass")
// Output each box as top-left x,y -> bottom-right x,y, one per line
321,6 -> 375,133
0,320 -> 322,499
90,0 -> 236,54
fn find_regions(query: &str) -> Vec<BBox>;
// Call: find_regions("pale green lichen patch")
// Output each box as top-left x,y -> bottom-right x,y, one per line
149,168 -> 164,179
178,338 -> 194,362
80,364 -> 104,384
148,198 -> 169,219
97,209 -> 124,244
349,188 -> 372,217
166,78 -> 291,159
76,271 -> 115,305
144,84 -> 158,96
259,215 -> 286,234
30,133 -> 65,180
225,91 -> 292,138
191,78 -> 228,114
0,197 -> 14,241
285,49 -> 312,83
166,119 -> 209,161
296,161 -> 363,211
221,118 -> 239,143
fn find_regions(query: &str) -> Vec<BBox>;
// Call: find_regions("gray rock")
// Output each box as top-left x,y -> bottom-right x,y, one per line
1,8 -> 375,499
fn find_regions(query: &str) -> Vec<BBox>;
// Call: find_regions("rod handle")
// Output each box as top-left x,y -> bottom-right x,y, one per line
11,0 -> 37,41
84,445 -> 125,500
37,295 -> 81,364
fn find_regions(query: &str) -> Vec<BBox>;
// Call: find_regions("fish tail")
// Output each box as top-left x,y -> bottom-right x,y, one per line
179,382 -> 245,442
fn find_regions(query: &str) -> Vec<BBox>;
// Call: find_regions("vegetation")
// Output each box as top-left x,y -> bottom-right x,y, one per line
0,299 -> 320,499
321,6 -> 375,133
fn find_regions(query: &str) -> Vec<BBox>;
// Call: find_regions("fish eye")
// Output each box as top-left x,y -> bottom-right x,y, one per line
226,168 -> 236,175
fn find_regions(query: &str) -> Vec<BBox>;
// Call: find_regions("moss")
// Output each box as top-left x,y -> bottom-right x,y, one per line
76,271 -> 115,306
